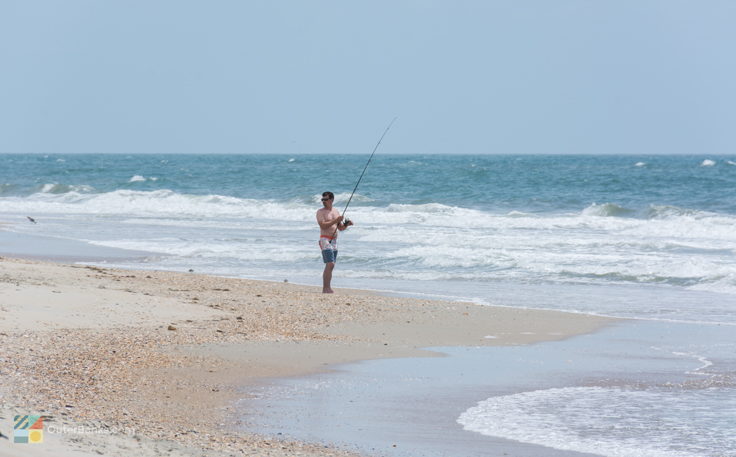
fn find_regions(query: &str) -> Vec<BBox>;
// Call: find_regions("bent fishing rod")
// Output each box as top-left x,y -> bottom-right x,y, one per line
340,117 -> 398,226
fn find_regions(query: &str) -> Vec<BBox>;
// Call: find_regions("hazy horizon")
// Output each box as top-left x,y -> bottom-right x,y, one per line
1,151 -> 734,156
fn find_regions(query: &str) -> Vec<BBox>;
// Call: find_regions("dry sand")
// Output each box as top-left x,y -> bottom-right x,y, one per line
0,257 -> 613,456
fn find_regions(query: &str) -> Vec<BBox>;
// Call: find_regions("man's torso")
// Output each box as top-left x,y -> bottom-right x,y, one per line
316,207 -> 340,238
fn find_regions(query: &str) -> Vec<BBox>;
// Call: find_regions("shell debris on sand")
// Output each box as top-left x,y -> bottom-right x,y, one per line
0,258 -> 372,456
0,257 -> 610,456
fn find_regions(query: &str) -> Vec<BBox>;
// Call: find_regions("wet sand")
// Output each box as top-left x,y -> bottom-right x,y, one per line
0,256 -> 613,456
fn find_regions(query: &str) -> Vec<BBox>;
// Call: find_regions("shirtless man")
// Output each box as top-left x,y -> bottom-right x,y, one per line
316,191 -> 353,293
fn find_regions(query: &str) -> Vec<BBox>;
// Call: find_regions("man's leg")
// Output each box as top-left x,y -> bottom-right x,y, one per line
322,262 -> 335,293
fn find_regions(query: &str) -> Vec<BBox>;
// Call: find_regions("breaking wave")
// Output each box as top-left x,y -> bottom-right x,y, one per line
581,202 -> 635,218
583,203 -> 713,220
3,188 -> 736,303
458,385 -> 736,457
39,183 -> 95,194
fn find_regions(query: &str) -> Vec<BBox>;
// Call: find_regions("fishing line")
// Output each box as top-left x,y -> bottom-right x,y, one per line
341,117 -> 398,222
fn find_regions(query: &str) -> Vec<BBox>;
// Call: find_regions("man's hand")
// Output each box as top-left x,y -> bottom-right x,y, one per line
337,217 -> 353,231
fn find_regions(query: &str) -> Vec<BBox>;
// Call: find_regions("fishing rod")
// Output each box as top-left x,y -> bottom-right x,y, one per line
340,117 -> 398,225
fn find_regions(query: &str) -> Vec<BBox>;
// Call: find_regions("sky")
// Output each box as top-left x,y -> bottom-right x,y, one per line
1,0 -> 735,155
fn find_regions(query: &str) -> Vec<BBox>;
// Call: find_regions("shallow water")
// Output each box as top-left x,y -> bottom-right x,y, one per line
242,321 -> 736,457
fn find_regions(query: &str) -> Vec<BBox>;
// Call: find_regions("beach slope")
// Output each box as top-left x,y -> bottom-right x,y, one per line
0,257 -> 612,456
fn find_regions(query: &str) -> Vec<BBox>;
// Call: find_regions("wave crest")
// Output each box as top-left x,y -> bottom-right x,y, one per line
646,205 -> 703,219
39,183 -> 95,194
581,203 -> 634,218
129,175 -> 158,183
1,189 -> 318,221
582,203 -> 709,220
311,192 -> 375,204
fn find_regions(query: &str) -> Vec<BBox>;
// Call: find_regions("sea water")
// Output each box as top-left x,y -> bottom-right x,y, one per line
245,321 -> 736,457
455,321 -> 736,457
1,153 -> 735,456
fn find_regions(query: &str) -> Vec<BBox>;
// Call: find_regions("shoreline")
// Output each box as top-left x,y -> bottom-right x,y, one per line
0,256 -> 614,456
245,319 -> 731,457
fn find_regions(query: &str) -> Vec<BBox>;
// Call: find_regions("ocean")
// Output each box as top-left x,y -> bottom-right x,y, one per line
1,153 -> 735,456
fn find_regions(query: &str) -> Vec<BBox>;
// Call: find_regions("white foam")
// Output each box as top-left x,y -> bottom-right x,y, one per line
635,161 -> 646,167
506,210 -> 532,217
129,175 -> 147,182
0,189 -> 313,220
39,183 -> 95,194
700,159 -> 716,167
671,351 -> 714,375
5,191 -> 736,304
646,205 -> 704,219
581,202 -> 632,217
458,386 -> 735,457
687,273 -> 736,295
86,238 -> 316,262
312,192 -> 374,204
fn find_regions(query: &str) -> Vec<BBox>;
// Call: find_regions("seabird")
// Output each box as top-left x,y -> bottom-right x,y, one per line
26,216 -> 37,224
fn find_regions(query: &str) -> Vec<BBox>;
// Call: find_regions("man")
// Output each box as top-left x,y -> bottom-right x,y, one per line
316,191 -> 353,293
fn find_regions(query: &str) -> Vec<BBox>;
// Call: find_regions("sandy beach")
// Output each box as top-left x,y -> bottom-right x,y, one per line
0,256 -> 612,456
4,0 -> 736,453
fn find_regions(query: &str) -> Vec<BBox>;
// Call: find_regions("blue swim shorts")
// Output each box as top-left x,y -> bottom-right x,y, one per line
319,237 -> 338,264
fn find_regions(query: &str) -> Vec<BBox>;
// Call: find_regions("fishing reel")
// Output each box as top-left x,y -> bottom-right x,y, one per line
343,218 -> 353,227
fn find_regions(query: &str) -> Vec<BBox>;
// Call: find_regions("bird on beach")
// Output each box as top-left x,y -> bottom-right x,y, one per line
26,216 -> 36,224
